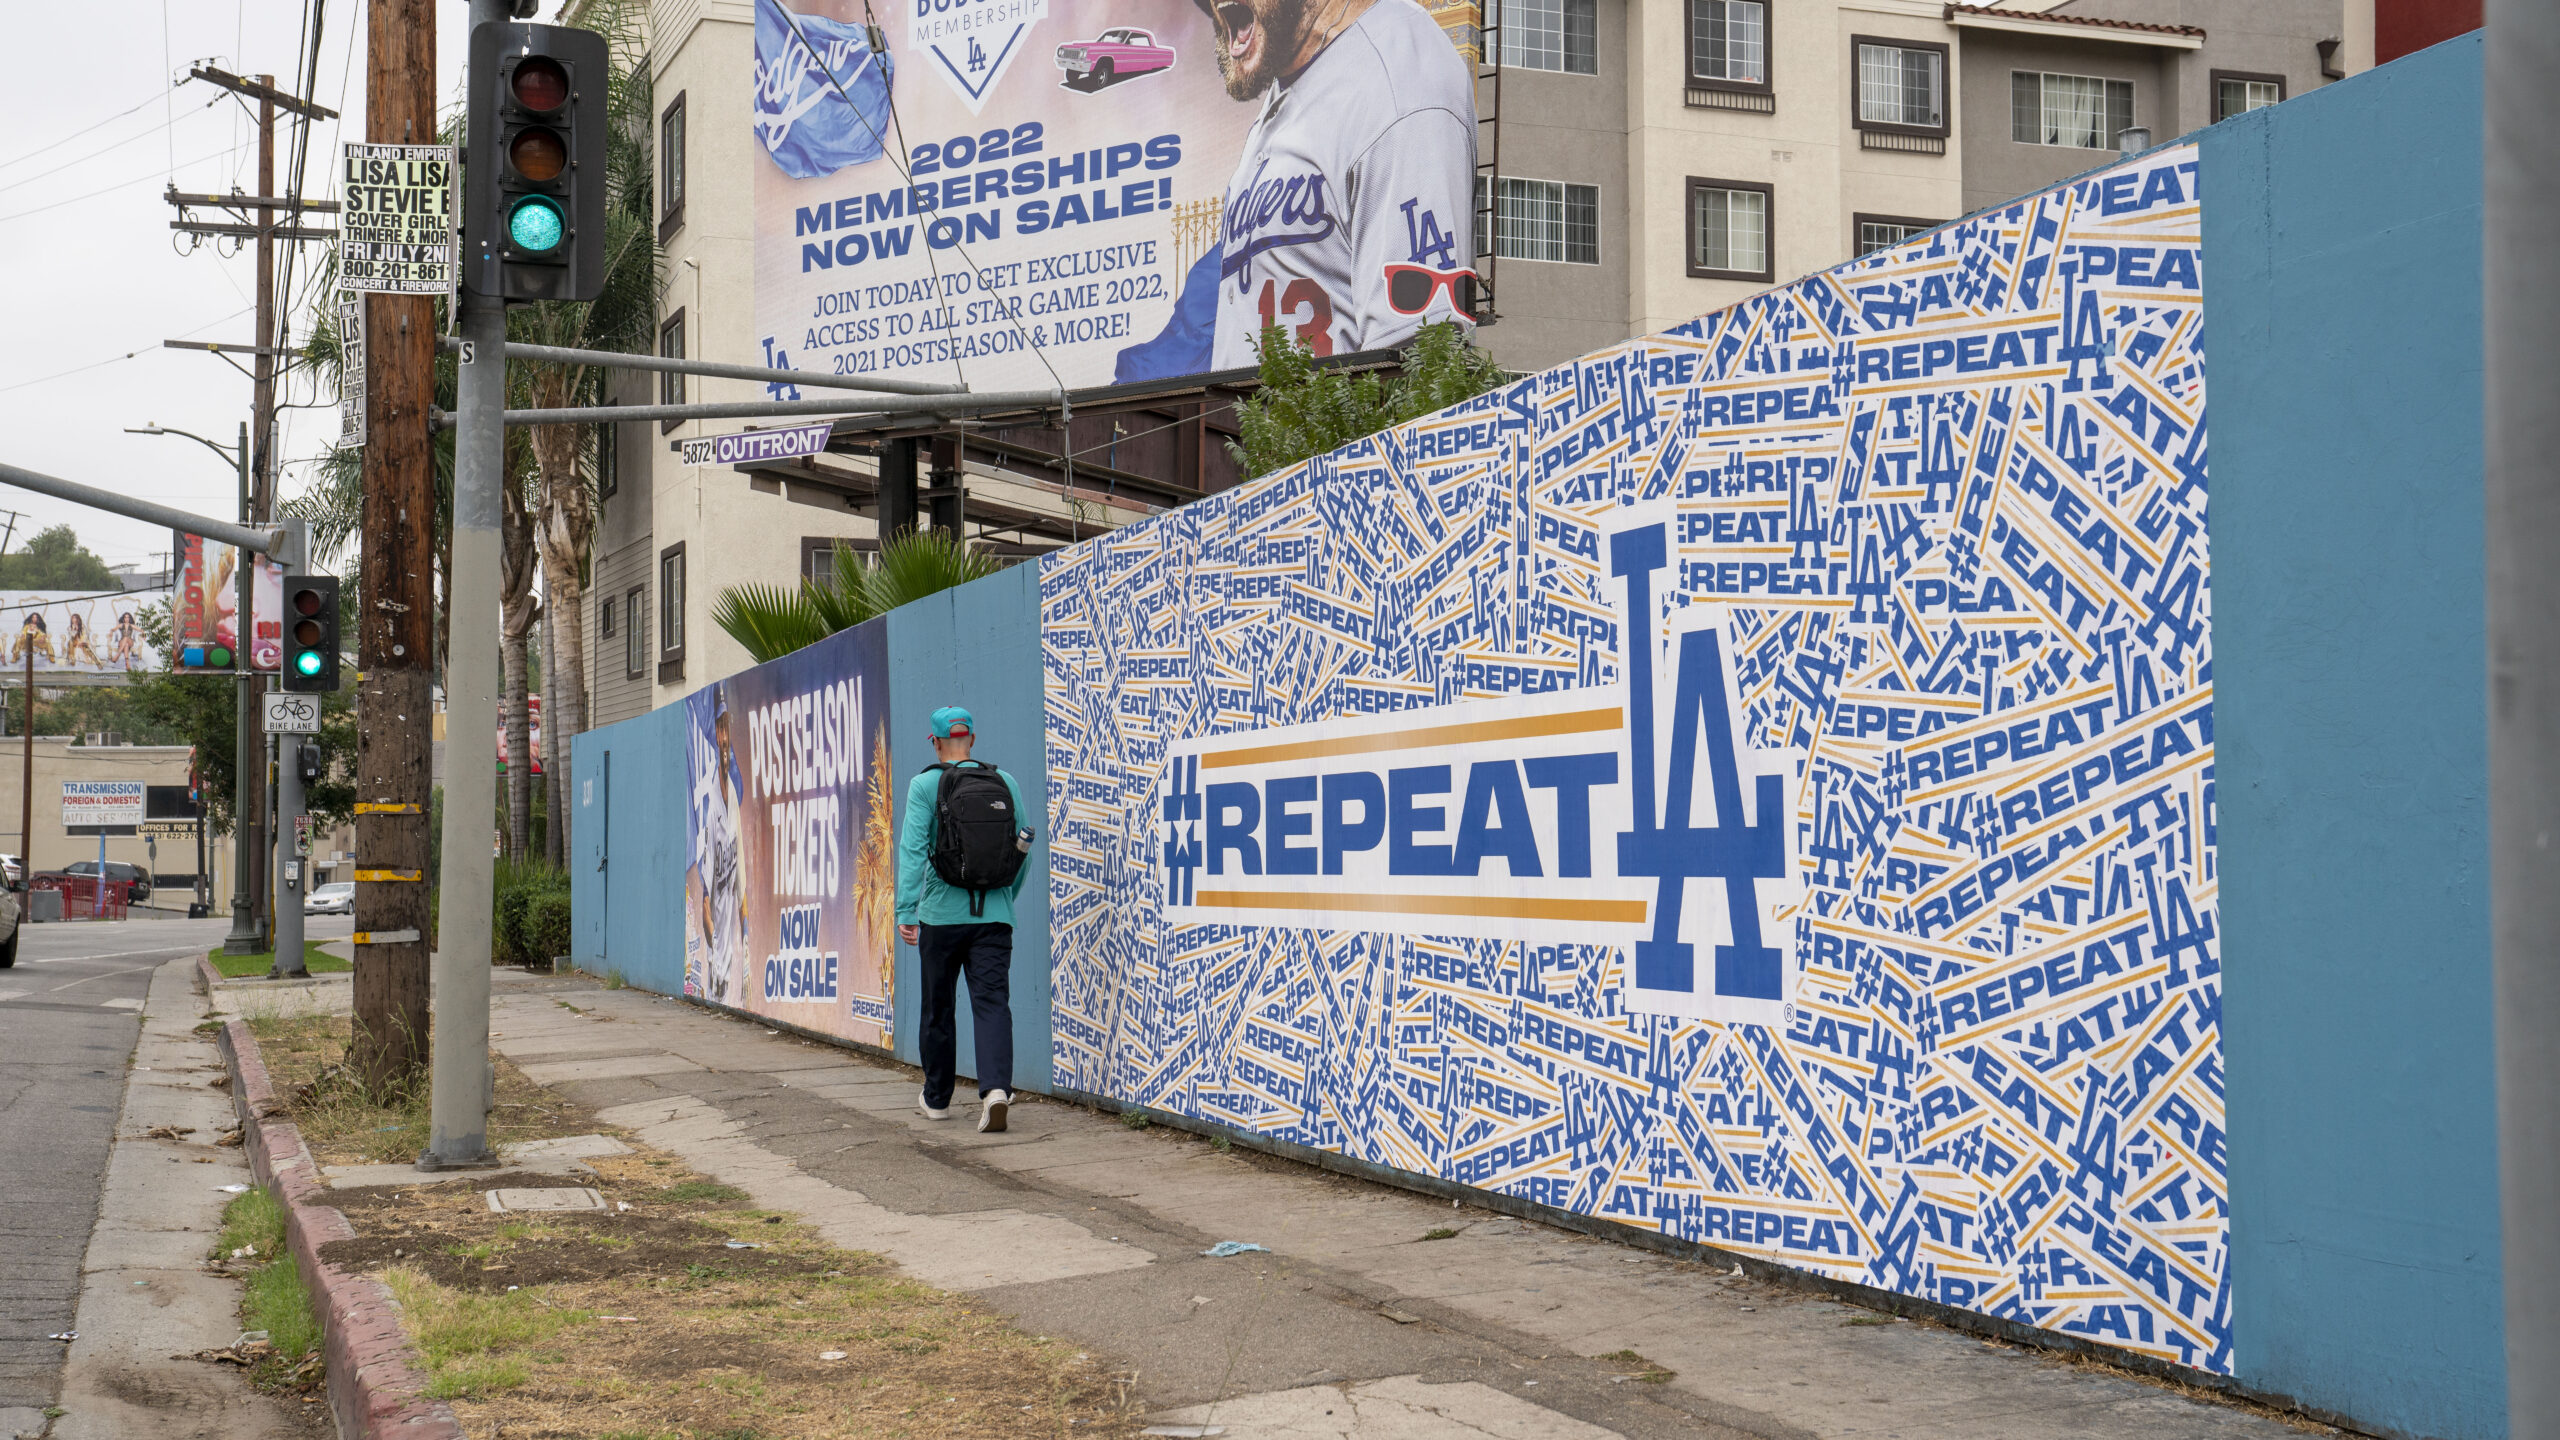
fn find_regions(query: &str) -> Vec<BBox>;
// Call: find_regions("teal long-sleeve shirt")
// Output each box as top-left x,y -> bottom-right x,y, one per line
895,760 -> 1033,927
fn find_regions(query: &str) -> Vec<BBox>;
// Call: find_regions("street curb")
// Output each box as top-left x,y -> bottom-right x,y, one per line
218,1019 -> 466,1440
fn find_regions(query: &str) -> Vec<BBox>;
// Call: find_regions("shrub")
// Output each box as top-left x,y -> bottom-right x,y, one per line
524,891 -> 572,969
491,859 -> 569,966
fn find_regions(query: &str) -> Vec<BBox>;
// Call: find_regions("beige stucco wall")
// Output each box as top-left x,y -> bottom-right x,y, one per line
0,741 -> 194,882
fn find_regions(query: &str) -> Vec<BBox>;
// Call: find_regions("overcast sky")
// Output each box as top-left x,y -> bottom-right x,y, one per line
0,1 -> 561,577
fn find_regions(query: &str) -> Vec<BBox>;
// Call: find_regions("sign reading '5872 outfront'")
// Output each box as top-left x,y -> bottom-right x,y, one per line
1160,504 -> 1803,1029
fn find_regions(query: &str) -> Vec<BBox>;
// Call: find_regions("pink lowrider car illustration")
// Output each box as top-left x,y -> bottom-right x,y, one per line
1055,28 -> 1174,90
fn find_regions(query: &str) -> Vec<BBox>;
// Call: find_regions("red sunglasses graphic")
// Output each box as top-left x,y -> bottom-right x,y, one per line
1383,264 -> 1478,319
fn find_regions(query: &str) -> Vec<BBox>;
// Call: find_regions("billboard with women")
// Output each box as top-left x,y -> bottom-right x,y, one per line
683,615 -> 899,1048
753,0 -> 1483,395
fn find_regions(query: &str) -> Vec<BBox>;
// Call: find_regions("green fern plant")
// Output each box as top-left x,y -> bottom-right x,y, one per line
713,529 -> 1006,664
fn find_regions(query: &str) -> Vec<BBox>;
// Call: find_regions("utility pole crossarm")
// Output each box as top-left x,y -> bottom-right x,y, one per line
171,220 -> 339,244
164,188 -> 343,214
0,462 -> 281,555
186,65 -> 339,121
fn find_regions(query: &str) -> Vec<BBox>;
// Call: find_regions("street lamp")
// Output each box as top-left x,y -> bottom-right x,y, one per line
128,420 -> 266,955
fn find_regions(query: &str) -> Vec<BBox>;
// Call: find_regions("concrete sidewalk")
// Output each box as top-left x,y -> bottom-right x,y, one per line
483,970 -> 2323,1440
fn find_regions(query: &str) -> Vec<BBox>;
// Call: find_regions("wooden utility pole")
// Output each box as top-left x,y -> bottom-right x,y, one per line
351,0 -> 437,1093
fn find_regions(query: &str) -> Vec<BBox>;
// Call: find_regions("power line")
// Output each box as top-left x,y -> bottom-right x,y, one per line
0,306 -> 253,395
0,141 -> 244,226
0,96 -> 218,195
0,92 -> 170,175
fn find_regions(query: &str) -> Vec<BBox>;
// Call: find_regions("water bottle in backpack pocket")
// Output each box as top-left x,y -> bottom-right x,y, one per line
927,761 -> 1027,916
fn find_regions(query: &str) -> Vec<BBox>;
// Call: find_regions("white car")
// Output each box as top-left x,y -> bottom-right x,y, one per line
304,881 -> 355,916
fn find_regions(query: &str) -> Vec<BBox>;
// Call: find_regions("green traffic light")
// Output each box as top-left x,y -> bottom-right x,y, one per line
508,197 -> 564,253
295,651 -> 324,677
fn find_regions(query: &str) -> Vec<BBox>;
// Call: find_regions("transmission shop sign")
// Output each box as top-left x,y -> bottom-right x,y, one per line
339,142 -> 460,294
62,781 -> 145,830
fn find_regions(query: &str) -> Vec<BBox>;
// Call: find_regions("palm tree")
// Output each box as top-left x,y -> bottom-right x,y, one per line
512,0 -> 660,862
713,530 -> 1007,666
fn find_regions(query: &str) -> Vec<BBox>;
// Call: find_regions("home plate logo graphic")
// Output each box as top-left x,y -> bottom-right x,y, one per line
911,0 -> 1049,111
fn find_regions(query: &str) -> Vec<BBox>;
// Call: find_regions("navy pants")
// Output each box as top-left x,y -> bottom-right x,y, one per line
917,921 -> 1013,1108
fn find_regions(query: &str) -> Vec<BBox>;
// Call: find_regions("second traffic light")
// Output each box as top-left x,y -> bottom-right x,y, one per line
463,21 -> 607,303
282,576 -> 340,693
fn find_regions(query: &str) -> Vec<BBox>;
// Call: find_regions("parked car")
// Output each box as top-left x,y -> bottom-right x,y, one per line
304,881 -> 355,916
1055,28 -> 1173,89
0,865 -> 19,965
61,860 -> 151,901
0,854 -> 20,888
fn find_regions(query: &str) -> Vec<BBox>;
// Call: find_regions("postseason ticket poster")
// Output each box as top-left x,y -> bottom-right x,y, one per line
683,616 -> 898,1048
752,0 -> 1481,393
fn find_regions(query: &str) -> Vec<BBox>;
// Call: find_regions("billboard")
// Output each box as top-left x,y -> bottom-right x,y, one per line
1042,148 -> 2225,1367
0,591 -> 163,679
170,534 -> 284,673
684,616 -> 898,1048
753,0 -> 1481,396
63,781 -> 146,829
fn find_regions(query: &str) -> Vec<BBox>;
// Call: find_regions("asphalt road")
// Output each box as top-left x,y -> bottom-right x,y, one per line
0,915 -> 349,1420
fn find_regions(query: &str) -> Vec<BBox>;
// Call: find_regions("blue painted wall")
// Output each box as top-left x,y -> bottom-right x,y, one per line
568,701 -> 689,997
884,562 -> 1055,1094
2207,35 -> 2504,1439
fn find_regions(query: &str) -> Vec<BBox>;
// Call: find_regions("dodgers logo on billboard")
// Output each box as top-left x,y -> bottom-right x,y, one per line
911,0 -> 1051,110
755,0 -> 897,179
1158,504 -> 1801,1028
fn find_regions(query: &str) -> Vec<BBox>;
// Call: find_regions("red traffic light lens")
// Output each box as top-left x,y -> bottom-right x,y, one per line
293,618 -> 325,647
509,127 -> 567,182
511,56 -> 569,112
291,587 -> 324,616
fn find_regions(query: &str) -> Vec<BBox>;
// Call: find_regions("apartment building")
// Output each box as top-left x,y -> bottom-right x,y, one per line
588,0 -> 2368,722
1479,0 -> 2363,372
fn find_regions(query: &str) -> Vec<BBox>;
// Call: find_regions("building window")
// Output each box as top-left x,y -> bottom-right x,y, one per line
658,543 -> 685,666
1687,0 -> 1767,89
2213,70 -> 2284,120
1687,177 -> 1771,283
1854,38 -> 1947,133
661,93 -> 686,224
658,310 -> 686,433
801,537 -> 848,586
2012,71 -> 2135,149
624,585 -> 646,678
600,595 -> 615,639
1483,177 -> 1599,265
1498,0 -> 1596,74
1854,214 -> 1941,256
596,418 -> 618,498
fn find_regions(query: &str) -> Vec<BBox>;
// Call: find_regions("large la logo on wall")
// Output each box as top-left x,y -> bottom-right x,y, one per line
1157,503 -> 1801,1028
909,0 -> 1049,111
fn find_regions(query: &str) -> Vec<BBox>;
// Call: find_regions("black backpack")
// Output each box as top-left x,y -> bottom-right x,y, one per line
926,761 -> 1025,915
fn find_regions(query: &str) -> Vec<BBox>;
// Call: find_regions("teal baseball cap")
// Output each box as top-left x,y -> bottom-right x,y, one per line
930,705 -> 975,738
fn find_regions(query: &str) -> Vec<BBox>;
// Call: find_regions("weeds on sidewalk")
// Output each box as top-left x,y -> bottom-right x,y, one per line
210,1187 -> 327,1395
322,1150 -> 1139,1437
246,1014 -> 594,1165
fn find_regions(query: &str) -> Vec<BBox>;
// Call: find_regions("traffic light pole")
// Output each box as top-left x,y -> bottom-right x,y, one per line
226,424 -> 261,954
270,738 -> 307,978
420,0 -> 510,1172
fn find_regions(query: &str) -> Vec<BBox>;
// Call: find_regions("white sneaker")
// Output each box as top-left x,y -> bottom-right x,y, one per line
978,1088 -> 1010,1133
918,1091 -> 951,1120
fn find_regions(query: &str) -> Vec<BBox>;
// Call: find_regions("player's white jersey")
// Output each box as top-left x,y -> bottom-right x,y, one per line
1209,0 -> 1477,371
694,744 -> 748,1004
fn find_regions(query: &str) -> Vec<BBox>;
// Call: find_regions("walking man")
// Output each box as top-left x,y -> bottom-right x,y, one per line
897,706 -> 1034,1131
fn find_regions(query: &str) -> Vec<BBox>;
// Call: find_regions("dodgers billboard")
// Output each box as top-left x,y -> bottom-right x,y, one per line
684,616 -> 899,1048
1043,147 -> 2227,1370
753,0 -> 1480,395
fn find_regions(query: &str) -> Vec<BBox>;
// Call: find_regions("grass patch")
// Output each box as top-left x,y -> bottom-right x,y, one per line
1118,1109 -> 1149,1130
382,1265 -> 591,1400
215,1185 -> 287,1261
1420,1227 -> 1460,1241
244,1014 -> 595,1165
243,1252 -> 326,1363
1599,1348 -> 1676,1382
208,943 -> 348,978
1841,1315 -> 1896,1326
656,1180 -> 748,1204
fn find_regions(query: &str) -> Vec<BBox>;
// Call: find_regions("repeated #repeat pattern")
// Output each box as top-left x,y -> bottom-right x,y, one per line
1039,145 -> 2223,1370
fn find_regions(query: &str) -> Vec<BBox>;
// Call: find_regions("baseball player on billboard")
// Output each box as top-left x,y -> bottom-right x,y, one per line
1115,0 -> 1479,381
688,689 -> 750,1006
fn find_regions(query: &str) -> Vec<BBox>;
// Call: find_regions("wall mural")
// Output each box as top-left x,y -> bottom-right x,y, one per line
1041,145 -> 2222,1370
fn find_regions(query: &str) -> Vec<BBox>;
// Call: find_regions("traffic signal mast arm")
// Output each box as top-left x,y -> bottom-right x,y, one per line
0,461 -> 285,556
431,336 -> 966,396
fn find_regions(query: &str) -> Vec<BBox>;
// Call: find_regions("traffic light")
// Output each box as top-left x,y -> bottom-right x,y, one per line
282,575 -> 339,693
463,21 -> 608,303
